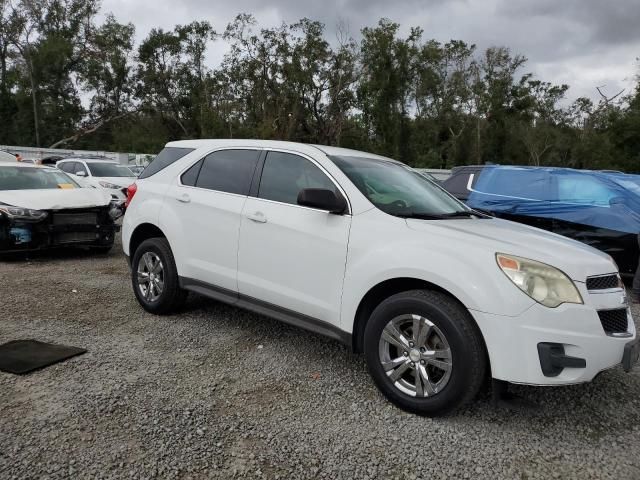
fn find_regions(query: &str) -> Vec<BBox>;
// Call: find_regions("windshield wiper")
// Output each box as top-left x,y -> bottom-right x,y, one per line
439,211 -> 476,218
398,210 -> 488,220
396,212 -> 447,220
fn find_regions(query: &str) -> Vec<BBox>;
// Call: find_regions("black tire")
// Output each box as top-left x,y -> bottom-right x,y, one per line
131,237 -> 187,315
364,289 -> 486,416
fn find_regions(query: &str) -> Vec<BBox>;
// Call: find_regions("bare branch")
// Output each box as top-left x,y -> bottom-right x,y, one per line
595,85 -> 625,104
49,110 -> 139,149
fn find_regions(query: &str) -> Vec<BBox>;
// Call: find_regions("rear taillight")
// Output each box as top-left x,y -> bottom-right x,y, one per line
125,183 -> 137,208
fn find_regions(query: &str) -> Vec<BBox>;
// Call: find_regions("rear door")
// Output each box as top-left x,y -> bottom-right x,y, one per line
162,148 -> 261,292
237,150 -> 351,324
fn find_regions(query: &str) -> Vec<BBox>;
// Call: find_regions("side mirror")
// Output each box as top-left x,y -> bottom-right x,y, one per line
297,188 -> 347,214
75,171 -> 87,177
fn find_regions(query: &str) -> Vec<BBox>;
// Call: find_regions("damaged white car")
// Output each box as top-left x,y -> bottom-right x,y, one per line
0,162 -> 122,254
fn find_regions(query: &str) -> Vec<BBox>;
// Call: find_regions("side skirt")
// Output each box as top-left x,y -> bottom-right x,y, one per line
179,277 -> 352,347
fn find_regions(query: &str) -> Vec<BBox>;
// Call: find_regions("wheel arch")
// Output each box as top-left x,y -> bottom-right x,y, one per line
350,277 -> 489,368
129,223 -> 168,258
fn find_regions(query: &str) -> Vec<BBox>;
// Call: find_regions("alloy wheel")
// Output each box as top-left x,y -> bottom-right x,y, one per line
137,251 -> 164,302
378,314 -> 453,397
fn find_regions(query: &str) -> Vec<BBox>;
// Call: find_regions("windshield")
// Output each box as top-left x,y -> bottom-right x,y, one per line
87,162 -> 135,177
330,155 -> 471,218
0,166 -> 79,190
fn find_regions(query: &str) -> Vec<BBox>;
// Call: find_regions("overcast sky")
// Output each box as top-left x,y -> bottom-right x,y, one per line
101,0 -> 640,102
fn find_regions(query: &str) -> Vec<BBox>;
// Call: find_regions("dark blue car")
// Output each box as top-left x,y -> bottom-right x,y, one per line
442,165 -> 640,277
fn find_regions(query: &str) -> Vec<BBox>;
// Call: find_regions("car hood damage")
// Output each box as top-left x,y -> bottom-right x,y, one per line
0,188 -> 119,253
0,188 -> 112,210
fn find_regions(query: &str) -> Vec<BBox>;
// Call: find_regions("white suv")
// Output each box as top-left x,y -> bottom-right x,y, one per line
57,158 -> 137,201
123,140 -> 638,415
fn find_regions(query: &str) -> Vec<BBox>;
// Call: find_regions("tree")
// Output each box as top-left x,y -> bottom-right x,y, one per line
0,7 -> 638,174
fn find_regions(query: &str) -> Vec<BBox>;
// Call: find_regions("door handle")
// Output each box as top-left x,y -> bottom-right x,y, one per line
246,211 -> 267,223
176,193 -> 191,203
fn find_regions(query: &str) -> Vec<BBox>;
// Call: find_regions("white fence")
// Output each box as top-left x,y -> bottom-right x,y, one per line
0,145 -> 155,166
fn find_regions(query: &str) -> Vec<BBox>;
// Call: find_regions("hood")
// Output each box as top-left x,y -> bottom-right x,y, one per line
0,188 -> 113,210
98,176 -> 136,188
406,217 -> 616,281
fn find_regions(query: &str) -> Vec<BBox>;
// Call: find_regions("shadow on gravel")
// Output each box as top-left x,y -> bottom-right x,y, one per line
172,291 -> 640,437
0,247 -> 114,263
454,369 -> 640,443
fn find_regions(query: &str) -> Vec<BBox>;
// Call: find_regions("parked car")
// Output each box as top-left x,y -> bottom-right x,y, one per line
56,158 -> 137,202
122,140 -> 637,416
0,163 -> 121,253
441,165 -> 640,277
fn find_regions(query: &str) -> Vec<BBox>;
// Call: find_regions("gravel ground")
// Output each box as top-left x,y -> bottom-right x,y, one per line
1,234 -> 640,480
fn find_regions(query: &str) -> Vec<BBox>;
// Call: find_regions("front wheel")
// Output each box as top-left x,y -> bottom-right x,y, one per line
131,237 -> 187,314
364,290 -> 486,416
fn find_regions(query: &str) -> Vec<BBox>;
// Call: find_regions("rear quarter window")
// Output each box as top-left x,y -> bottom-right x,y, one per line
139,147 -> 194,179
195,150 -> 260,195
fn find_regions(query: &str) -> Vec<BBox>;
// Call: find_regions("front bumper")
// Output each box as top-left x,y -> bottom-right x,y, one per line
0,207 -> 120,253
471,298 -> 637,385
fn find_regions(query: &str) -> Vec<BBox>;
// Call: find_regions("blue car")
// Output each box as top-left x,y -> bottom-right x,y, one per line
442,165 -> 640,277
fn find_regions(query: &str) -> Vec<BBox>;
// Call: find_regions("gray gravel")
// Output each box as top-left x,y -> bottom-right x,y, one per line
1,234 -> 640,479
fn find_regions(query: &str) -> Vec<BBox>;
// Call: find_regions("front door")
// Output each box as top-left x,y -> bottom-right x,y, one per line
237,150 -> 351,325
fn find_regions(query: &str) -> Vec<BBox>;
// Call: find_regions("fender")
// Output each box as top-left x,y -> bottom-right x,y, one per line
122,179 -> 172,257
339,211 -> 535,333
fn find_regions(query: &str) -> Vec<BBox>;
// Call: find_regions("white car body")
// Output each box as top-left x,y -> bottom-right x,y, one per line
123,140 -> 636,409
0,162 -> 119,252
0,162 -> 113,208
0,185 -> 113,210
56,158 -> 136,201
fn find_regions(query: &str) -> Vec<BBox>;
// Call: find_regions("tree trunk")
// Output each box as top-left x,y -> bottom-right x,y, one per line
476,116 -> 481,164
28,55 -> 40,147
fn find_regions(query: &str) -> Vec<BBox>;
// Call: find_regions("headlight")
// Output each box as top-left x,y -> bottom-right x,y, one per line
0,205 -> 48,221
496,253 -> 583,308
99,181 -> 122,189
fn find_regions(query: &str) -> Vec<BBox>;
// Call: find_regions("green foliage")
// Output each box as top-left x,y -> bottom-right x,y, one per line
0,1 -> 638,173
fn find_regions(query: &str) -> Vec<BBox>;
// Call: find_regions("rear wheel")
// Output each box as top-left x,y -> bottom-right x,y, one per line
364,289 -> 486,416
131,237 -> 186,314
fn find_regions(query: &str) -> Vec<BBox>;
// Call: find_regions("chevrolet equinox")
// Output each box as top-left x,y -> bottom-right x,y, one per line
123,140 -> 638,416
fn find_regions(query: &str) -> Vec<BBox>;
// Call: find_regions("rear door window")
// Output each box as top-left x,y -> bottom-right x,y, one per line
195,150 -> 260,195
139,147 -> 194,179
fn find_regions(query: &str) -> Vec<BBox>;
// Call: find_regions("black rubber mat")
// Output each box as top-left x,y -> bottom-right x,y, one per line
0,340 -> 86,375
